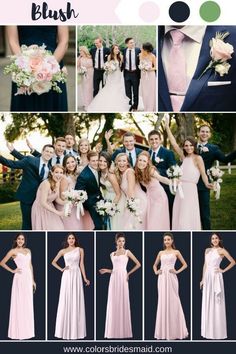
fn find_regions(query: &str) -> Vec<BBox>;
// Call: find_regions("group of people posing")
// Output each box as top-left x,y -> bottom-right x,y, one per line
0,115 -> 236,231
77,36 -> 156,112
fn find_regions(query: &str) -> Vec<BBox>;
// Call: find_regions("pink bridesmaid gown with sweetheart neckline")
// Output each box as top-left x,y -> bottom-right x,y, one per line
104,250 -> 133,339
8,252 -> 35,340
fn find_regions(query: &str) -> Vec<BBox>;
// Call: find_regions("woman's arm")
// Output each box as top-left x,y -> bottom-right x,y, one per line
29,249 -> 36,291
105,130 -> 114,155
53,26 -> 69,63
6,26 -> 21,55
126,169 -> 136,199
164,113 -> 184,159
79,248 -> 90,286
39,182 -> 64,215
153,251 -> 162,275
51,249 -> 68,272
152,169 -> 170,185
127,250 -> 141,280
108,173 -> 121,204
0,249 -> 21,274
196,156 -> 212,188
170,250 -> 188,274
59,177 -> 69,199
200,250 -> 207,289
151,54 -> 157,70
218,248 -> 236,273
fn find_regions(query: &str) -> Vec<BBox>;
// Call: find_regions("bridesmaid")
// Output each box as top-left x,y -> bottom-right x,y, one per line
60,155 -> 94,230
99,233 -> 141,339
0,233 -> 36,340
135,151 -> 170,230
6,26 -> 68,112
115,153 -> 147,229
31,164 -> 65,230
77,138 -> 91,173
153,232 -> 188,340
200,233 -> 235,339
99,151 -> 125,230
52,233 -> 90,339
139,42 -> 156,111
77,46 -> 94,110
164,114 -> 212,230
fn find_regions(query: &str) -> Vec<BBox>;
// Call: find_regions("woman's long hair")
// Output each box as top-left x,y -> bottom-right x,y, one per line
63,155 -> 78,175
163,232 -> 176,250
78,138 -> 91,156
79,46 -> 91,58
47,165 -> 65,191
183,137 -> 198,156
114,153 -> 130,185
135,151 -> 154,184
210,233 -> 224,248
12,233 -> 27,249
110,44 -> 122,65
62,233 -> 80,249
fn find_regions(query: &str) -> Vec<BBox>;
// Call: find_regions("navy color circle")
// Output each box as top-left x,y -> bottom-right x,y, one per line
169,1 -> 190,23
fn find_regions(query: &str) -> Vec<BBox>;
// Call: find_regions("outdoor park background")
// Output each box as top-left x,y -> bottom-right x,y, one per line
0,112 -> 235,230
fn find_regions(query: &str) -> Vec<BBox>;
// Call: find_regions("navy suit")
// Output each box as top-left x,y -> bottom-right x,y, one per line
90,46 -> 110,97
75,166 -> 103,230
122,47 -> 141,109
158,26 -> 236,112
112,147 -> 143,165
198,143 -> 236,230
0,154 -> 43,230
149,146 -> 176,223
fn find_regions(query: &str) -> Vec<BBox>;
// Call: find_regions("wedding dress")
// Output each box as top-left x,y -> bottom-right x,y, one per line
87,60 -> 130,112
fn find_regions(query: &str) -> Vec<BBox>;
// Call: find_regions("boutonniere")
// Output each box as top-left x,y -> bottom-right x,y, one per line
198,32 -> 234,79
201,146 -> 209,153
155,157 -> 164,164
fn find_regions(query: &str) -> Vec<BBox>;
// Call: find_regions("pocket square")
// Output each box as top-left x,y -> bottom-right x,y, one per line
207,81 -> 231,87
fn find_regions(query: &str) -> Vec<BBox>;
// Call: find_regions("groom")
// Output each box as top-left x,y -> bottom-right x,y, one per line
158,26 -> 236,111
112,132 -> 143,167
90,37 -> 110,97
75,151 -> 103,230
197,125 -> 236,230
123,37 -> 141,111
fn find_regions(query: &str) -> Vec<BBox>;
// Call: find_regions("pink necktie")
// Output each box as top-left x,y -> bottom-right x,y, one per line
167,29 -> 187,112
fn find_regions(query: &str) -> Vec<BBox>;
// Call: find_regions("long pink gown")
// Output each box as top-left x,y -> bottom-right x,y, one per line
140,58 -> 156,111
105,250 -> 132,338
172,157 -> 201,230
155,253 -> 188,340
31,181 -> 64,230
8,252 -> 34,339
145,178 -> 170,230
55,247 -> 86,339
120,168 -> 147,229
201,248 -> 227,339
78,57 -> 94,110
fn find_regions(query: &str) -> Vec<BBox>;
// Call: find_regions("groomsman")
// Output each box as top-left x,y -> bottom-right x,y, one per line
64,133 -> 79,157
75,151 -> 103,230
90,37 -> 110,97
197,125 -> 236,230
112,132 -> 143,167
148,130 -> 176,221
0,144 -> 54,230
123,37 -> 141,111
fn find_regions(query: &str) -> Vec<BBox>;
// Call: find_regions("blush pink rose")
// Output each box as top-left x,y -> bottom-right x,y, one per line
35,69 -> 53,82
29,56 -> 43,72
44,56 -> 60,74
31,81 -> 52,95
210,38 -> 234,62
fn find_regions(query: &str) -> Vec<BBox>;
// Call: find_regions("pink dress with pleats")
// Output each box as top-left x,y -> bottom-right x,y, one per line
8,252 -> 35,340
78,57 -> 94,110
105,250 -> 132,339
140,58 -> 156,111
31,181 -> 64,230
120,168 -> 147,229
145,177 -> 170,230
155,253 -> 188,340
55,247 -> 86,339
172,157 -> 201,230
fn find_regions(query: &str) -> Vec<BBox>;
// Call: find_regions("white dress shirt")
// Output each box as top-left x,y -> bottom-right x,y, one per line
95,47 -> 104,69
65,149 -> 78,157
125,48 -> 136,71
126,148 -> 137,166
39,157 -> 49,180
151,146 -> 161,159
89,165 -> 99,185
162,26 -> 207,91
51,155 -> 64,166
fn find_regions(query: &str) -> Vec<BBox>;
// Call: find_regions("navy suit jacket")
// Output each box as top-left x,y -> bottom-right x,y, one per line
158,26 -> 236,112
75,166 -> 102,208
122,47 -> 141,76
148,146 -> 176,177
90,47 -> 110,68
198,143 -> 236,190
112,147 -> 143,162
0,154 -> 42,204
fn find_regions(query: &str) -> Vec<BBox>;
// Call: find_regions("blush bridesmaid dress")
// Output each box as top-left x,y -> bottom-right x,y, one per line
8,252 -> 35,340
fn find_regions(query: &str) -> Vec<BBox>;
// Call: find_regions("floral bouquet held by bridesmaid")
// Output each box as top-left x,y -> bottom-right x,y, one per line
207,166 -> 224,199
63,190 -> 88,220
167,165 -> 184,199
96,199 -> 120,230
4,44 -> 67,96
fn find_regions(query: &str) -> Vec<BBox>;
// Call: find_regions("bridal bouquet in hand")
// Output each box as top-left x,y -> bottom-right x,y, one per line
4,44 -> 67,95
63,190 -> 88,219
167,165 -> 184,199
126,198 -> 142,224
96,199 -> 120,230
207,166 -> 224,199
138,61 -> 152,72
103,60 -> 118,75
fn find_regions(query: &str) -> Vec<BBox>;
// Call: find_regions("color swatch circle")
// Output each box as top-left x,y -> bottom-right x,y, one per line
139,1 -> 160,22
169,1 -> 190,23
200,1 -> 221,22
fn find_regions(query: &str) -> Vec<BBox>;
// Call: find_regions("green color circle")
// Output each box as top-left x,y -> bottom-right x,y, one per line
200,1 -> 221,22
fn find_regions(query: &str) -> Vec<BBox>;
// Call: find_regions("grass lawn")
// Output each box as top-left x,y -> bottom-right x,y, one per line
0,170 -> 235,230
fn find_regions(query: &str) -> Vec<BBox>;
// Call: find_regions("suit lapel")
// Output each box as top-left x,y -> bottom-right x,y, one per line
87,166 -> 98,186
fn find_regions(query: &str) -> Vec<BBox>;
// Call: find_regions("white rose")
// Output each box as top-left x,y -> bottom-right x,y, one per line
215,62 -> 231,76
31,81 -> 52,95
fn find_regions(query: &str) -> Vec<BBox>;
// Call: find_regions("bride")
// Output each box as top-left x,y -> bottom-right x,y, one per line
87,44 -> 130,112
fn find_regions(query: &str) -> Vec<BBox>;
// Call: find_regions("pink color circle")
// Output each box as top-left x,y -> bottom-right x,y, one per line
139,1 -> 160,22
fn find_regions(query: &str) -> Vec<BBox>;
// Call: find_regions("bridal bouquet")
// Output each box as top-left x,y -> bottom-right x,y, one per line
96,199 -> 120,230
63,190 -> 88,219
207,167 -> 224,200
167,165 -> 184,199
103,60 -> 118,75
4,44 -> 67,96
138,61 -> 152,72
126,198 -> 142,224
78,66 -> 87,76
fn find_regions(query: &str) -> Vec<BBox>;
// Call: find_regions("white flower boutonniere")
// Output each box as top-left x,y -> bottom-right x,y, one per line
202,146 -> 209,153
155,157 -> 164,164
198,32 -> 234,79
